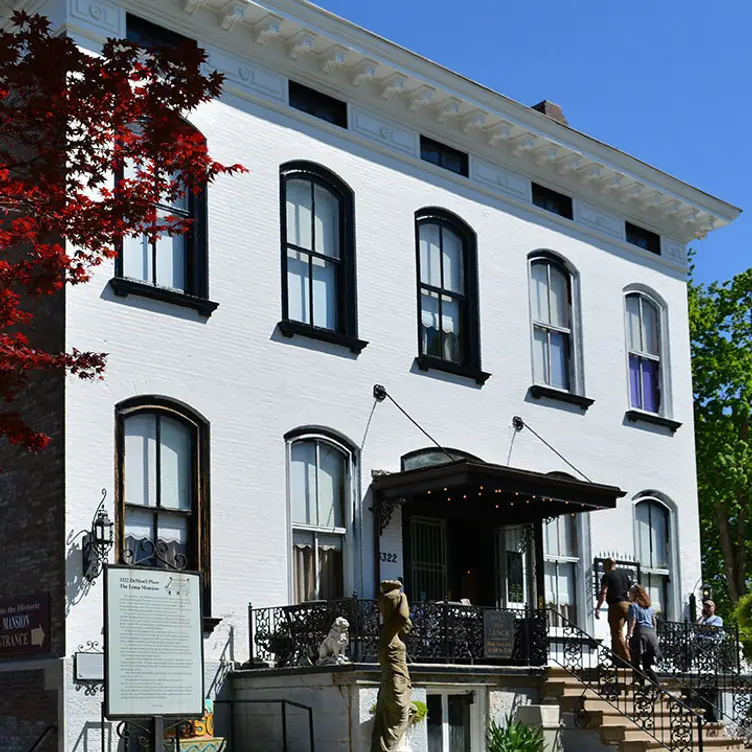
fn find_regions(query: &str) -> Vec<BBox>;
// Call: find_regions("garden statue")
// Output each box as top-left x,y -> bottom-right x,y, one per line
318,616 -> 351,665
370,580 -> 413,752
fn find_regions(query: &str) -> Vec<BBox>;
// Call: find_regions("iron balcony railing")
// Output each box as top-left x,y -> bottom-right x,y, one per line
657,619 -> 752,744
248,598 -> 548,668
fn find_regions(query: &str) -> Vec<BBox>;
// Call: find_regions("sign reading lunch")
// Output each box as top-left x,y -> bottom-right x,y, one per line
0,593 -> 50,658
104,565 -> 203,719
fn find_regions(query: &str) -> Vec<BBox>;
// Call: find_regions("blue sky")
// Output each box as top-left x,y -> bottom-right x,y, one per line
315,0 -> 750,286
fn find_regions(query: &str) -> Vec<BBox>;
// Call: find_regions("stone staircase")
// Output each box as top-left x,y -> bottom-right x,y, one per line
543,666 -> 746,752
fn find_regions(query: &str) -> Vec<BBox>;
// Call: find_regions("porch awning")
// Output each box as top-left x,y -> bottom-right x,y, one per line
371,458 -> 625,534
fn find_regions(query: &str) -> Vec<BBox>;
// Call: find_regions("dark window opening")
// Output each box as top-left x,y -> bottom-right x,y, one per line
288,81 -> 348,128
532,183 -> 574,220
126,14 -> 195,48
626,222 -> 661,255
420,136 -> 469,178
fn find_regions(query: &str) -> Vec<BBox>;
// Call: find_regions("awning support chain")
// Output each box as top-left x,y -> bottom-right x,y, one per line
511,416 -> 592,483
372,384 -> 456,464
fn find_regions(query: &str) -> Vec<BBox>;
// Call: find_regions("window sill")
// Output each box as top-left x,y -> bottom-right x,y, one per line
415,355 -> 491,385
203,616 -> 222,635
625,409 -> 681,433
277,320 -> 368,354
529,385 -> 594,410
109,277 -> 219,317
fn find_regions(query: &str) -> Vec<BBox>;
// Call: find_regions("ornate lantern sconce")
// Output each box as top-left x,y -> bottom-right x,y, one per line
82,489 -> 114,583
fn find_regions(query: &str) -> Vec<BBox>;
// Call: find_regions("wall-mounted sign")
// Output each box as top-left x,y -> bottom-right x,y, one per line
483,610 -> 515,660
104,565 -> 204,719
0,593 -> 51,658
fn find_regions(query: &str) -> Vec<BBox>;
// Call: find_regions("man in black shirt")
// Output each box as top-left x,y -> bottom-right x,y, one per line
595,558 -> 632,660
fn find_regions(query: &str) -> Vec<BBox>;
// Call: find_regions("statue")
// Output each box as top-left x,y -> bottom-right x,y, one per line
318,616 -> 351,665
370,580 -> 413,752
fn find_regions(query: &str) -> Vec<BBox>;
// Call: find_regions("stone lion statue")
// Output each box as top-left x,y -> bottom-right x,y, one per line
318,616 -> 351,665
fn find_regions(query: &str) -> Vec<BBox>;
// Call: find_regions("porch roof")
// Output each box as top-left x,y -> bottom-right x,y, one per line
371,458 -> 625,521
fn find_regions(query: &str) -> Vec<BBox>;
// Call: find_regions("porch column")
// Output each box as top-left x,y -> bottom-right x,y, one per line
533,520 -> 545,611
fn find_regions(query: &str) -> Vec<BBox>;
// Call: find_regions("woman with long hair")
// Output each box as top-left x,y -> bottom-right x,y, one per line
627,584 -> 662,685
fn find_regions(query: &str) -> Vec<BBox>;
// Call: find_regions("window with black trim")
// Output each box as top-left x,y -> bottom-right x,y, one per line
626,222 -> 661,255
625,292 -> 662,413
126,14 -> 194,48
116,398 -> 210,610
529,255 -> 575,391
288,434 -> 352,603
113,121 -> 210,310
635,498 -> 671,618
279,162 -> 363,350
288,81 -> 348,128
532,183 -> 573,220
415,208 -> 486,382
420,136 -> 469,177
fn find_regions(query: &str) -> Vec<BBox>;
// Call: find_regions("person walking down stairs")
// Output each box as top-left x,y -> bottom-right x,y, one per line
627,584 -> 661,686
595,558 -> 632,662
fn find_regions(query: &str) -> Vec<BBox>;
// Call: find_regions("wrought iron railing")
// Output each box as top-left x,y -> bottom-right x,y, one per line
550,610 -> 706,752
658,619 -> 752,744
248,598 -> 548,667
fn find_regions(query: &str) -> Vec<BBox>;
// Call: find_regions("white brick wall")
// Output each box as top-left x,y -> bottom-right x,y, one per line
48,0 -> 709,747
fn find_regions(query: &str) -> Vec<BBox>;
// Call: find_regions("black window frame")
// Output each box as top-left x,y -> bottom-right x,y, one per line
414,207 -> 489,385
532,183 -> 574,220
288,81 -> 348,129
420,136 -> 469,178
109,122 -> 216,316
278,161 -> 366,353
625,222 -> 661,255
126,13 -> 195,49
115,396 -> 215,629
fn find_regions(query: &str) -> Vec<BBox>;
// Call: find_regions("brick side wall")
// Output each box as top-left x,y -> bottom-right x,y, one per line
0,287 -> 66,749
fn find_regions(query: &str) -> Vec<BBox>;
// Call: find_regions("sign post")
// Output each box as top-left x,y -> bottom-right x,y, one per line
104,565 -> 204,748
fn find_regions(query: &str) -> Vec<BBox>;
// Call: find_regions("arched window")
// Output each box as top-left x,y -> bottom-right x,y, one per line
279,162 -> 359,344
634,499 -> 671,617
287,433 -> 353,603
625,292 -> 662,413
115,121 -> 208,300
415,208 -> 485,381
529,255 -> 575,391
116,398 -> 210,603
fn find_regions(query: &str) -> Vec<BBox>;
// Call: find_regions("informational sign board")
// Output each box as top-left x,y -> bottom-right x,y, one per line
483,609 -> 516,659
0,593 -> 51,658
104,565 -> 204,719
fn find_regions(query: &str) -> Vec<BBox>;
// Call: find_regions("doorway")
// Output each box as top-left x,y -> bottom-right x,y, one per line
495,525 -> 531,610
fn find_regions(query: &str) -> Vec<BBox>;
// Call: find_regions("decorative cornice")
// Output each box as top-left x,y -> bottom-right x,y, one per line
83,0 -> 739,242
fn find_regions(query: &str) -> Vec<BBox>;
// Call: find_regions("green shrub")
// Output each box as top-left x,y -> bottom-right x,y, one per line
487,715 -> 544,752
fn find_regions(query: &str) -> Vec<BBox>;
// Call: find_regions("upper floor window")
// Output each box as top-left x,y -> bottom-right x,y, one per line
626,222 -> 661,255
625,292 -> 661,413
126,14 -> 194,48
543,514 -> 578,625
415,209 -> 486,382
288,81 -> 348,128
116,398 -> 210,607
529,255 -> 575,391
288,435 -> 352,603
280,162 -> 360,347
635,498 -> 671,617
420,136 -> 469,178
532,183 -> 573,220
116,122 -> 208,299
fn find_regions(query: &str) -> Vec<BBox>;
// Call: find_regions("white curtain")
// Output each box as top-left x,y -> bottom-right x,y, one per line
530,261 -> 548,323
318,444 -> 345,529
290,441 -> 316,526
641,299 -> 660,356
313,184 -> 339,259
441,228 -> 464,293
287,248 -> 310,325
311,256 -> 337,330
154,209 -> 186,292
549,331 -> 569,390
626,295 -> 641,352
159,417 -> 192,511
548,264 -> 569,328
122,233 -> 151,284
419,223 -> 442,287
124,414 -> 157,507
285,179 -> 313,250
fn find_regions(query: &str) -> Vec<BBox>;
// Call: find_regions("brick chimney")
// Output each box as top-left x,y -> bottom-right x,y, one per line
531,100 -> 568,126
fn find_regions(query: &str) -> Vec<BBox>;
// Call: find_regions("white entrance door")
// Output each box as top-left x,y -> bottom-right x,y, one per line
495,525 -> 530,610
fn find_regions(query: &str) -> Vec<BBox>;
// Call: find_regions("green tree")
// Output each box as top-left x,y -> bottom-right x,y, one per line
690,258 -> 752,614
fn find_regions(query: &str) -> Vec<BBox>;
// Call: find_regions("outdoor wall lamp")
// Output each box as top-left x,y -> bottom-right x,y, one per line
82,489 -> 114,583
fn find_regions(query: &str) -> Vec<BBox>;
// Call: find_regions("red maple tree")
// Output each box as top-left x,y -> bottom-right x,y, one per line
0,12 -> 244,453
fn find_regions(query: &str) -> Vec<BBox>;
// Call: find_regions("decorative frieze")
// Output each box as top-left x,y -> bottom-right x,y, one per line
575,201 -> 623,240
68,0 -> 123,37
472,159 -> 530,202
351,108 -> 418,157
213,51 -> 286,102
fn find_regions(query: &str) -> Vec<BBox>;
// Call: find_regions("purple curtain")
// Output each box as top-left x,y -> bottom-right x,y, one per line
641,359 -> 660,413
629,355 -> 642,408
